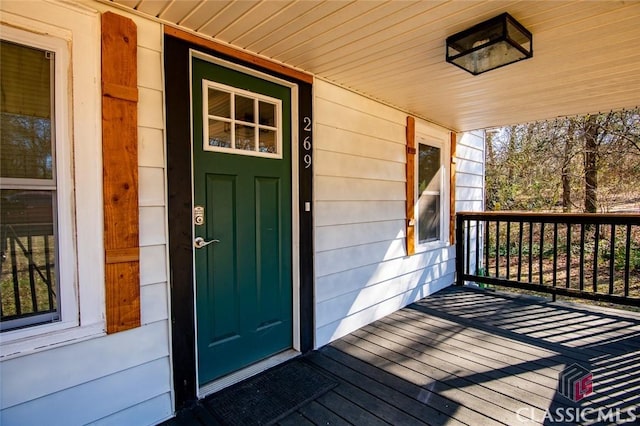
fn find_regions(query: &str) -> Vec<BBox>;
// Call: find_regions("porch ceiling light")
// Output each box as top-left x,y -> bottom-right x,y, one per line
446,13 -> 533,75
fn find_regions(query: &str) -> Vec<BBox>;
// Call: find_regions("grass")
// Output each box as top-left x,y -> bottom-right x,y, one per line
475,222 -> 640,313
1,233 -> 57,319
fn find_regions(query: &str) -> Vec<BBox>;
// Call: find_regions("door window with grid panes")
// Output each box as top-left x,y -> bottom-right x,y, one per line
203,80 -> 282,159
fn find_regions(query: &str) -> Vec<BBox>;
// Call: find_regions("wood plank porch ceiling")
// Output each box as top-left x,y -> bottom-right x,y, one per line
110,0 -> 640,132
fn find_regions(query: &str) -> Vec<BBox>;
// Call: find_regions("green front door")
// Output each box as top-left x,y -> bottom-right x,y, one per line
191,57 -> 293,385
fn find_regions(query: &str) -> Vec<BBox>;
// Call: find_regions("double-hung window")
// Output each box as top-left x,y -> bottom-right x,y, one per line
415,124 -> 450,249
0,28 -> 76,336
1,3 -> 104,358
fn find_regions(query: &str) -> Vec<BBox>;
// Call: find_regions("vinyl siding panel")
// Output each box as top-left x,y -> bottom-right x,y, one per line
0,2 -> 172,425
316,124 -> 406,163
92,393 -> 173,426
313,80 -> 456,347
139,127 -> 165,168
316,257 -> 455,328
1,321 -> 169,410
1,357 -> 171,426
315,271 -> 453,348
316,247 -> 456,305
456,131 -> 485,209
455,130 -> 486,274
315,220 -> 406,253
140,245 -> 169,286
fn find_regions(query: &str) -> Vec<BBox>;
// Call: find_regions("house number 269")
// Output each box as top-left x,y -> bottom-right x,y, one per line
303,116 -> 312,169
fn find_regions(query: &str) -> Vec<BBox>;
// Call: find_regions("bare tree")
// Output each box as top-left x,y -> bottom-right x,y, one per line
582,114 -> 600,213
485,107 -> 640,213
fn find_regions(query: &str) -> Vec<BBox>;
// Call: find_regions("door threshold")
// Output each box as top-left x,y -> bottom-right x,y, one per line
198,349 -> 300,398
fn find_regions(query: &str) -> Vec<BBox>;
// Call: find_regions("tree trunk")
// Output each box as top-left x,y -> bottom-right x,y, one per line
485,130 -> 496,210
562,162 -> 572,212
561,122 -> 573,212
584,116 -> 599,213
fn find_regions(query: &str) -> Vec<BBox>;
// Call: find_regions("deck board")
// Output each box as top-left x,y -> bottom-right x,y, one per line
296,400 -> 351,426
341,331 -> 537,424
161,286 -> 640,425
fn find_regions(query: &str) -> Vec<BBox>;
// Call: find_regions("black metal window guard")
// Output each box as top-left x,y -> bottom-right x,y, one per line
455,212 -> 640,307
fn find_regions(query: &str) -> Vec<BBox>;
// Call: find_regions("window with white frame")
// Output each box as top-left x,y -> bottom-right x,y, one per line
415,125 -> 450,248
0,29 -> 77,336
203,80 -> 282,158
0,4 -> 104,357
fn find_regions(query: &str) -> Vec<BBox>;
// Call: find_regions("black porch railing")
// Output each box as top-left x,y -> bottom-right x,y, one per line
0,223 -> 58,330
455,212 -> 640,307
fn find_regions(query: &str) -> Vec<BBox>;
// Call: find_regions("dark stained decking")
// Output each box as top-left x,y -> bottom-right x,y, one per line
165,286 -> 640,425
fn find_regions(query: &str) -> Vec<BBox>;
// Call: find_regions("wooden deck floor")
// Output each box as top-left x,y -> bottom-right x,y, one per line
166,286 -> 640,425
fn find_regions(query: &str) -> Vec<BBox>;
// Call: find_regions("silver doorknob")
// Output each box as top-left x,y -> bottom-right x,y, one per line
194,236 -> 220,249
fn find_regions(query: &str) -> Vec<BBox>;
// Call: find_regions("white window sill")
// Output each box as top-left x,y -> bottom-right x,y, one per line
0,322 -> 105,360
415,240 -> 450,254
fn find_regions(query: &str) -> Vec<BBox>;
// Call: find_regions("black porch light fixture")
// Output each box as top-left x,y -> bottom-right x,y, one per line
446,13 -> 533,75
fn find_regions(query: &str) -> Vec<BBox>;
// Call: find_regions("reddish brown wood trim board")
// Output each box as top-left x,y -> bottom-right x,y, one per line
164,26 -> 313,85
405,116 -> 416,256
102,11 -> 141,334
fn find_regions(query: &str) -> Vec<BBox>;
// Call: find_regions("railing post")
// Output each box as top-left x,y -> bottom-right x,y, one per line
456,214 -> 464,286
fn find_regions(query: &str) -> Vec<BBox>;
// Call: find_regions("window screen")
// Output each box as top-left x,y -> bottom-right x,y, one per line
0,40 -> 60,331
418,144 -> 441,244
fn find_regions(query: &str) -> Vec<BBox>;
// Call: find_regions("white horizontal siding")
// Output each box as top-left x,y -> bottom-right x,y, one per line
316,238 -> 406,277
456,130 -> 486,274
457,201 -> 484,213
316,175 -> 405,201
1,357 -> 171,426
313,80 -> 456,347
141,283 -> 170,325
456,131 -> 485,211
140,245 -> 169,285
316,124 -> 406,163
315,150 -> 404,182
315,200 -> 405,227
1,321 -> 169,410
457,173 -> 483,189
140,206 -> 167,246
315,271 -> 453,348
317,258 -> 455,328
456,157 -> 484,175
316,247 -> 455,304
0,2 -> 172,426
139,167 -> 166,207
139,127 -> 165,168
457,186 -> 484,203
92,393 -> 173,426
315,220 -> 406,253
